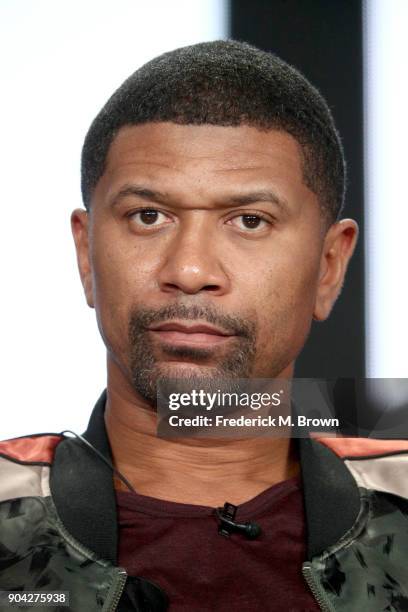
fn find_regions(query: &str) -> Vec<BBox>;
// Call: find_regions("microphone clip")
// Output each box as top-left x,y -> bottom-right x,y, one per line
215,502 -> 261,540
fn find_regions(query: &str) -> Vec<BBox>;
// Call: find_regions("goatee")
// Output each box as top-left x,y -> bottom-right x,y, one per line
128,303 -> 257,406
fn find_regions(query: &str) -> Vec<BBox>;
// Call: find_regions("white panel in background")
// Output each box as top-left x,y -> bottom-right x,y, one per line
0,0 -> 227,439
364,0 -> 408,377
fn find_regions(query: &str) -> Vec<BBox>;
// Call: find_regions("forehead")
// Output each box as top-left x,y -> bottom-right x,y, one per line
94,122 -> 315,210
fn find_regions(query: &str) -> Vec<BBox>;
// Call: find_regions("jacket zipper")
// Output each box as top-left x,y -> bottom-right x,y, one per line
105,569 -> 127,612
52,505 -> 128,612
302,563 -> 334,612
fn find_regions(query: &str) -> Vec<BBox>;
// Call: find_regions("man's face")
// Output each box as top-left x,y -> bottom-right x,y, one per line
72,123 -> 356,403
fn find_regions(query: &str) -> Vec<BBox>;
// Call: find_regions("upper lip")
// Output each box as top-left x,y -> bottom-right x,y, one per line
148,321 -> 234,336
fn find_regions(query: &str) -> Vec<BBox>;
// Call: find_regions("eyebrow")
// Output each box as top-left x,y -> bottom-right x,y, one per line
111,185 -> 169,207
226,190 -> 288,211
110,184 -> 289,213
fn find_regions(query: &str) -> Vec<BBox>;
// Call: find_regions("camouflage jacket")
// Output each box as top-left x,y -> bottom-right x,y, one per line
1,389 -> 408,611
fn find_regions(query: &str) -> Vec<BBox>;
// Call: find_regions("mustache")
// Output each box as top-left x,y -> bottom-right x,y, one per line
128,303 -> 256,339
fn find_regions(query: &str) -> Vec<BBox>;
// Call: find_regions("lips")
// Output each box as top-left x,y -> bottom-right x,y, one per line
147,321 -> 235,347
148,322 -> 233,336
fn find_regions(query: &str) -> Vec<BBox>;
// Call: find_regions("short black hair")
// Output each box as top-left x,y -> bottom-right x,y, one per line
81,39 -> 346,223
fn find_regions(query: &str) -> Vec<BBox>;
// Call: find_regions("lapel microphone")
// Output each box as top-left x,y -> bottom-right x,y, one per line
216,502 -> 262,540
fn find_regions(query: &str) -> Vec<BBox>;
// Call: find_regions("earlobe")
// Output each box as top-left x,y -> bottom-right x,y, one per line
70,208 -> 95,309
313,219 -> 358,321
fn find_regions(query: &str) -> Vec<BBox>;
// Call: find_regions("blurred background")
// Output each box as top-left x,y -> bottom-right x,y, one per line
1,0 -> 407,438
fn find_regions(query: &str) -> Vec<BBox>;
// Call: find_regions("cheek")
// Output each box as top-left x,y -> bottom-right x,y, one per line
252,242 -> 321,358
89,229 -> 157,356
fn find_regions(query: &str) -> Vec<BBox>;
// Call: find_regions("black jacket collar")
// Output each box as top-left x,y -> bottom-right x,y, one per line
50,389 -> 118,563
50,388 -> 361,564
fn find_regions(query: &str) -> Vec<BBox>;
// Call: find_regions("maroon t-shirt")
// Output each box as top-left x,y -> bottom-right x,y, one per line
116,475 -> 319,611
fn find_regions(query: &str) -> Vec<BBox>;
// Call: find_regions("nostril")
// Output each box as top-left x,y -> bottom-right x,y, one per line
204,284 -> 220,292
162,283 -> 221,293
162,283 -> 182,292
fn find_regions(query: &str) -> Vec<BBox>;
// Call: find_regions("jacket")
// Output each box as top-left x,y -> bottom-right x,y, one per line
1,388 -> 408,611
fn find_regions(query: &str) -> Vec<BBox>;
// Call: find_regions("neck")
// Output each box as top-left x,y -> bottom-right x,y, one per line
104,358 -> 299,507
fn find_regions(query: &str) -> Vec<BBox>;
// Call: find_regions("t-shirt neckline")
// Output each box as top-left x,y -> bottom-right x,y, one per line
115,474 -> 301,521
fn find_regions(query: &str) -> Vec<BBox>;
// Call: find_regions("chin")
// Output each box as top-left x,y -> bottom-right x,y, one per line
157,362 -> 218,379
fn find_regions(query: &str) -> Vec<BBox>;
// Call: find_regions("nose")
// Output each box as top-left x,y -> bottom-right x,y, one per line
157,221 -> 230,296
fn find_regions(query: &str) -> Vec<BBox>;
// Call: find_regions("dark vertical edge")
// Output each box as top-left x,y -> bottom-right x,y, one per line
229,0 -> 365,378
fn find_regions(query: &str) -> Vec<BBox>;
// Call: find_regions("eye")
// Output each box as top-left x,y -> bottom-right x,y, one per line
228,214 -> 269,231
128,208 -> 171,227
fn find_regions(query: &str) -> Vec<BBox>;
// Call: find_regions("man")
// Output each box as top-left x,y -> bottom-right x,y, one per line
1,40 -> 407,612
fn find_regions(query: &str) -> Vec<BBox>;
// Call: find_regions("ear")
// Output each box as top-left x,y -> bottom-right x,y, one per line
71,208 -> 94,308
313,219 -> 359,321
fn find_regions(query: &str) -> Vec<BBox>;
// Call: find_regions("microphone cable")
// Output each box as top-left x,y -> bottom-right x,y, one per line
60,429 -> 137,494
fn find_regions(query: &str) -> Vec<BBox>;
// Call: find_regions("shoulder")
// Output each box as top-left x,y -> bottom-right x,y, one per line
0,433 -> 64,503
316,437 -> 408,499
